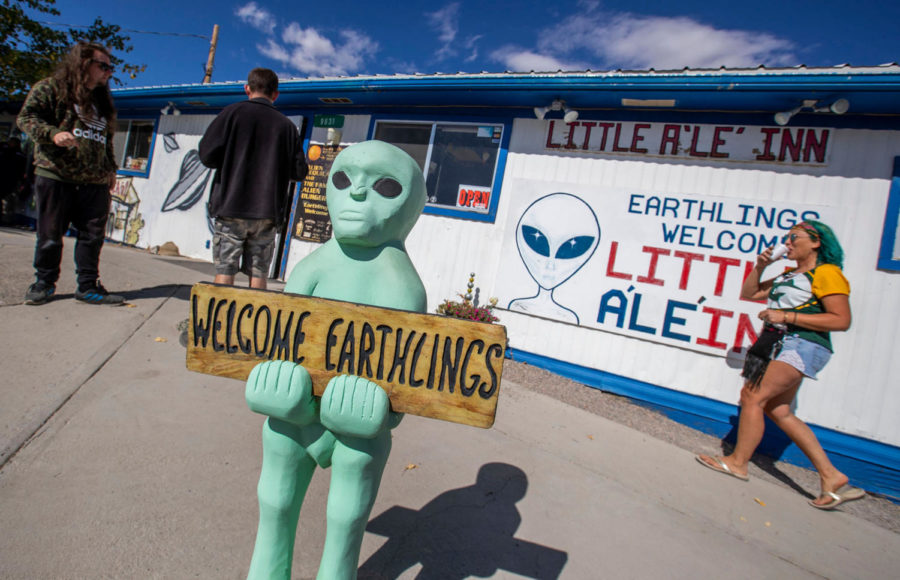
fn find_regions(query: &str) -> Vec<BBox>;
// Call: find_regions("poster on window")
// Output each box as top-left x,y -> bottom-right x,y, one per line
293,144 -> 341,243
493,178 -> 837,357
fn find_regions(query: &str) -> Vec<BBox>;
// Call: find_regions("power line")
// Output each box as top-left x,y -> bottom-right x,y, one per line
36,20 -> 210,40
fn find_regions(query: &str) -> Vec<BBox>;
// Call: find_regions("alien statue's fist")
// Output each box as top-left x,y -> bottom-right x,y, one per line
320,375 -> 393,439
245,360 -> 317,426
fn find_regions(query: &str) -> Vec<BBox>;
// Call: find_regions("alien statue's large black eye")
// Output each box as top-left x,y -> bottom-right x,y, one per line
332,171 -> 351,190
372,177 -> 402,198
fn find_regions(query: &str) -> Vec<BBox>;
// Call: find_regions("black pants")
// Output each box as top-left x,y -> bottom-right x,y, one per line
33,175 -> 110,289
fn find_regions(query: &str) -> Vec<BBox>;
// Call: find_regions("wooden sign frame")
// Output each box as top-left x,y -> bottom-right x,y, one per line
185,283 -> 506,428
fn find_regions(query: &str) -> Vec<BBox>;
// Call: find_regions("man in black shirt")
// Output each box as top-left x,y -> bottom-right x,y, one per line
199,68 -> 307,289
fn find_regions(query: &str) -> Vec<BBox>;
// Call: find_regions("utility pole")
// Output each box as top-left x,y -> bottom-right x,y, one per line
202,24 -> 219,84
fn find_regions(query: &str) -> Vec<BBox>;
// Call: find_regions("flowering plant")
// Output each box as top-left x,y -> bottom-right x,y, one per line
436,294 -> 499,323
436,273 -> 499,323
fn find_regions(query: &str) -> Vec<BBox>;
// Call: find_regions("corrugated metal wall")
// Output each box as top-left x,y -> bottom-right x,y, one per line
281,116 -> 900,447
127,114 -> 217,259
490,120 -> 900,445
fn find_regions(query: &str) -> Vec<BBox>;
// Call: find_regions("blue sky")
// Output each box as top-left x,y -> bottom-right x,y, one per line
31,0 -> 900,88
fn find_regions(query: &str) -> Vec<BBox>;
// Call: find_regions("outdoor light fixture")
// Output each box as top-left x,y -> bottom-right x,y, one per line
534,99 -> 579,123
774,98 -> 849,126
817,98 -> 850,115
160,101 -> 181,116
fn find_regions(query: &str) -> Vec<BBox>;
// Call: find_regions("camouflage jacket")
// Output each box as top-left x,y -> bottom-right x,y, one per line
17,78 -> 117,185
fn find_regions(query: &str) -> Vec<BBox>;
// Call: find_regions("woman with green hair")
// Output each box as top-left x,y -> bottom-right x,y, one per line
696,220 -> 864,509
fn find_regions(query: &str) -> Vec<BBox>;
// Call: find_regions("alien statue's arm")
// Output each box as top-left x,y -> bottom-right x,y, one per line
245,250 -> 330,424
247,245 -> 410,434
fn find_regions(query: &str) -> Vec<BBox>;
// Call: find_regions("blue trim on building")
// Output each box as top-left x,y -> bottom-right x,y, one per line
111,69 -> 900,128
278,116 -> 314,279
506,347 -> 900,501
877,157 -> 900,271
115,117 -> 159,178
366,113 -> 515,223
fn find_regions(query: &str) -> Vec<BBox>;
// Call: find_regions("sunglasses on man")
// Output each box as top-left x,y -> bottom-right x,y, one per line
91,59 -> 114,73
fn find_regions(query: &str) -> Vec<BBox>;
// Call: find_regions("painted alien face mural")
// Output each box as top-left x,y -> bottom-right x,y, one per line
508,193 -> 600,324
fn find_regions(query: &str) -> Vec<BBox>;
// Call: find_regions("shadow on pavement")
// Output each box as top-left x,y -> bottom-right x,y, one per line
153,256 -> 217,277
120,284 -> 192,302
359,462 -> 568,580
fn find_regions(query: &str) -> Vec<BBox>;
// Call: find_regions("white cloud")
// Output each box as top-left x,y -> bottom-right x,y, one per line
538,12 -> 796,70
235,2 -> 276,35
261,23 -> 378,76
428,3 -> 460,44
282,24 -> 335,59
464,35 -> 482,63
490,46 -> 586,72
236,2 -> 375,75
258,38 -> 290,63
426,2 -> 482,65
427,2 -> 460,61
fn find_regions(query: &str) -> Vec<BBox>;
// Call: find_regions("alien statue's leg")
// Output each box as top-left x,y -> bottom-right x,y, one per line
316,430 -> 392,580
247,418 -> 316,580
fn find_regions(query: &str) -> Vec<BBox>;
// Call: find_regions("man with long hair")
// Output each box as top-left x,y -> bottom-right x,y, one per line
17,42 -> 122,305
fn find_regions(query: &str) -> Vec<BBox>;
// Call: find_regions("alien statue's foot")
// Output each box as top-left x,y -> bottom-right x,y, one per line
246,360 -> 317,425
320,375 -> 392,439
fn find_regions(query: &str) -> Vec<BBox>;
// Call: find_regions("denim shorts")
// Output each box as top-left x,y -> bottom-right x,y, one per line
212,217 -> 276,277
773,334 -> 832,379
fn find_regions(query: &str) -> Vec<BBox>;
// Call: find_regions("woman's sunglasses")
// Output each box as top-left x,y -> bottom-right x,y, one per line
91,59 -> 114,73
782,231 -> 817,243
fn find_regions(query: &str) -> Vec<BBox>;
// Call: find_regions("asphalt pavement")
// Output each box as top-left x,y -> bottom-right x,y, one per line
1,226 -> 898,579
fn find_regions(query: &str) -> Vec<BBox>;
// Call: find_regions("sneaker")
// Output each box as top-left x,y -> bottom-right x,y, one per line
75,281 -> 125,306
24,281 -> 56,305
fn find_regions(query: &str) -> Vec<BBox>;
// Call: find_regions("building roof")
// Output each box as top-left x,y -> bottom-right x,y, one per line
112,65 -> 900,121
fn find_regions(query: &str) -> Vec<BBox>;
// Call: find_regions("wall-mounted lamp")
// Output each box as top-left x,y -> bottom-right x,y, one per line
160,101 -> 181,116
534,99 -> 579,123
774,98 -> 849,126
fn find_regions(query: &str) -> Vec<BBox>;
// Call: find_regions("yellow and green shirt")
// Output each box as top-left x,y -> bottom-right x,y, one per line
767,263 -> 850,352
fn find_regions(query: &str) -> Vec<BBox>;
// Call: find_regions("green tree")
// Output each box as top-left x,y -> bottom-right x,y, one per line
0,0 -> 146,99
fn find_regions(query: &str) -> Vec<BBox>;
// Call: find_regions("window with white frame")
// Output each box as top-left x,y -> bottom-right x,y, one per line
373,121 -> 504,216
114,119 -> 155,173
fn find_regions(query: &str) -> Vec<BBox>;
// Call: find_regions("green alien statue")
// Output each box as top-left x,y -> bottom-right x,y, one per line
244,140 -> 427,580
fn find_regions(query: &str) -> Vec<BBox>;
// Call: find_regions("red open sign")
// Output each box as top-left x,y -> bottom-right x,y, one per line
456,185 -> 492,211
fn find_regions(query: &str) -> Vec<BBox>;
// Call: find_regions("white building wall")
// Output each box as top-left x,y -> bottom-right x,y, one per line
122,113 -> 305,265
160,111 -> 900,447
116,114 -> 217,259
479,119 -> 900,446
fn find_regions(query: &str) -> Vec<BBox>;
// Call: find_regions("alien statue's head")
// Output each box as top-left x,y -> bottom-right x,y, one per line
326,141 -> 427,248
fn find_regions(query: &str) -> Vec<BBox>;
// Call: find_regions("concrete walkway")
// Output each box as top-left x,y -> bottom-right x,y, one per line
1,227 -> 898,579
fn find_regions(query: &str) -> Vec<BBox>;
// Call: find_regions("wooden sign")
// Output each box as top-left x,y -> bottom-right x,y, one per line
185,283 -> 507,428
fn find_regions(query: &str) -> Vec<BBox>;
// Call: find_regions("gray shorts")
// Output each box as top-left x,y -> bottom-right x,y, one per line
774,334 -> 832,379
212,217 -> 276,278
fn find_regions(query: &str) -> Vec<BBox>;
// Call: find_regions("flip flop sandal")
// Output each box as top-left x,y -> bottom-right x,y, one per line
809,485 -> 866,510
695,454 -> 749,481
